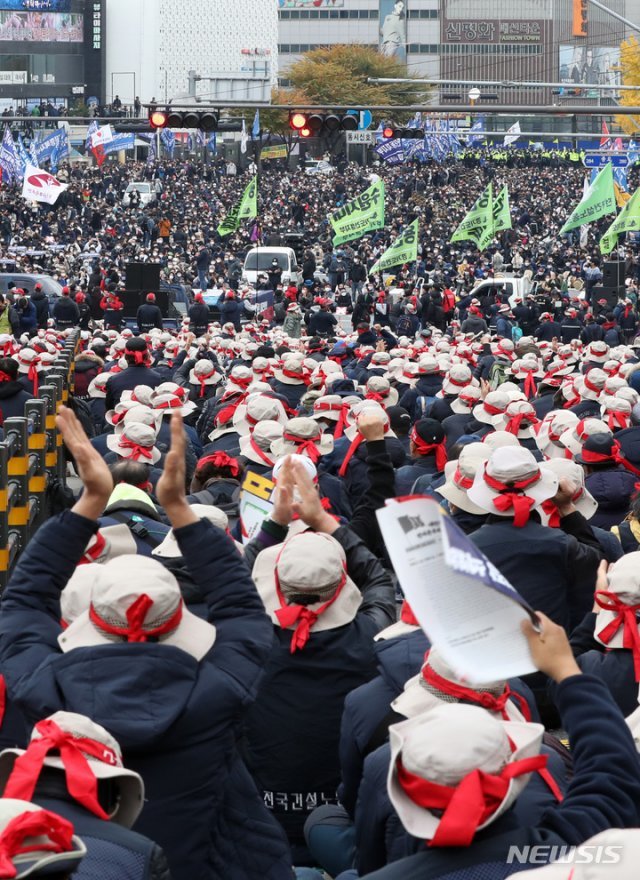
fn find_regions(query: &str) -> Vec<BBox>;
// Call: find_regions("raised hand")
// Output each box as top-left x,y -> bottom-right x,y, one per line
57,405 -> 113,521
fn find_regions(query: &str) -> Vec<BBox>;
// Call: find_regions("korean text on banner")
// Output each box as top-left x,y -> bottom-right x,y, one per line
376,496 -> 537,682
329,179 -> 385,246
370,218 -> 418,275
600,186 -> 640,254
21,165 -> 68,205
560,163 -> 616,234
217,175 -> 258,237
450,183 -> 494,250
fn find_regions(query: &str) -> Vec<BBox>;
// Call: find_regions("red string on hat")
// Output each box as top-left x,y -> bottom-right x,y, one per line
229,374 -> 253,390
118,438 -> 153,461
282,367 -> 311,386
607,410 -> 629,431
483,467 -> 541,527
215,393 -> 248,428
248,435 -> 274,467
410,427 -> 448,470
78,531 -> 107,565
595,590 -> 640,681
396,753 -> 549,848
0,371 -> 12,383
482,401 -> 506,418
274,551 -> 347,653
283,431 -> 323,463
0,809 -> 75,879
3,719 -> 120,820
445,374 -> 469,390
155,397 -> 183,412
89,594 -> 183,643
580,441 -> 640,476
314,401 -> 351,439
21,358 -> 39,397
338,433 -> 364,477
131,350 -> 147,366
583,374 -> 602,396
421,662 -> 531,722
504,412 -> 538,437
197,452 -> 240,477
539,499 -> 561,529
521,371 -> 537,400
458,393 -> 478,409
195,369 -> 217,398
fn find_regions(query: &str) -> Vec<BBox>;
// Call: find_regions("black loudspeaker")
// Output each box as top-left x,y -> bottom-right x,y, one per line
121,290 -> 169,318
591,284 -> 625,309
125,262 -> 161,293
603,261 -> 625,288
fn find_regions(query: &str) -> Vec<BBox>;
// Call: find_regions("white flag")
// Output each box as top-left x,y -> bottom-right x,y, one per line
240,118 -> 248,155
91,124 -> 113,148
22,165 -> 67,205
503,121 -> 521,147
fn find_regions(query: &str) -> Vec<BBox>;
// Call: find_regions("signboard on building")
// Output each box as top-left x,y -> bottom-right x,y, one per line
0,1 -> 72,9
83,0 -> 105,104
346,130 -> 375,145
442,19 -> 544,44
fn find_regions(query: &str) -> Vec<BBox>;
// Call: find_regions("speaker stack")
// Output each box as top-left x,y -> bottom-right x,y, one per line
123,262 -> 165,318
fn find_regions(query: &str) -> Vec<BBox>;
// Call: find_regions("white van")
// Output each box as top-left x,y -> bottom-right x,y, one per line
242,246 -> 302,286
470,275 -> 538,308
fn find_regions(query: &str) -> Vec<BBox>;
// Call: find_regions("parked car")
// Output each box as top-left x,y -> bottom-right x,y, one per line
0,273 -> 63,311
242,246 -> 302,287
122,181 -> 161,207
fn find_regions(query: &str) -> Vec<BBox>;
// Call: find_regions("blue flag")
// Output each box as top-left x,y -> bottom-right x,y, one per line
0,127 -> 20,184
252,110 -> 260,139
160,129 -> 175,157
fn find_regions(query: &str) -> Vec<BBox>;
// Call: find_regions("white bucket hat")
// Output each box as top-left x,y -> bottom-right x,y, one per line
535,410 -> 579,460
0,798 -> 86,878
106,423 -> 161,465
481,430 -> 521,452
594,553 -> 640,677
233,393 -> 288,436
152,503 -> 240,557
252,532 -> 362,650
188,359 -> 222,397
87,372 -> 111,399
365,376 -> 399,407
58,555 -> 216,661
437,443 -> 490,515
271,417 -> 334,462
152,392 -> 198,419
0,711 -> 144,829
539,459 -> 598,524
396,362 -> 419,386
120,385 -> 156,407
473,390 -> 511,426
450,385 -> 482,415
600,396 -> 632,431
114,404 -> 161,436
238,420 -> 283,467
440,364 -> 478,397
560,418 -> 612,457
78,523 -> 138,565
272,357 -> 310,386
468,447 -> 558,526
576,368 -> 607,401
585,340 -> 610,364
392,648 -> 528,722
500,400 -> 540,440
387,704 -> 544,844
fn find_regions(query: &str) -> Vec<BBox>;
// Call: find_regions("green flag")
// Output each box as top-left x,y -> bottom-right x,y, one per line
450,184 -> 494,250
217,175 -> 258,237
559,164 -> 616,235
370,219 -> 419,275
600,186 -> 640,254
329,179 -> 385,246
493,185 -> 512,234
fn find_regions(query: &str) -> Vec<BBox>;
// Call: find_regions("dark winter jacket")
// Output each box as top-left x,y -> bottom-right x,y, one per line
104,365 -> 164,411
53,296 -> 80,329
219,299 -> 243,331
0,380 -> 32,420
30,289 -> 50,329
0,512 -> 288,880
584,466 -> 638,529
188,302 -> 210,334
242,525 -> 396,850
136,303 -> 164,333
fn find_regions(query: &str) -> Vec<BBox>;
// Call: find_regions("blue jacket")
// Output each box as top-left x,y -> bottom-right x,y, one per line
584,467 -> 639,529
242,525 -> 396,850
104,366 -> 164,411
398,376 -> 444,422
339,630 -> 429,818
394,456 -> 442,497
357,675 -> 640,880
0,512 -> 290,880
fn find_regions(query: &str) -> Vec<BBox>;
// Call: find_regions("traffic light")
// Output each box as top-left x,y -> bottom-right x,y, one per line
573,0 -> 587,36
382,127 -> 425,139
149,109 -> 219,131
288,111 -> 359,135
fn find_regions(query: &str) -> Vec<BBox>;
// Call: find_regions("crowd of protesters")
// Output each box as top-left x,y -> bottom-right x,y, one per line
2,153 -> 640,879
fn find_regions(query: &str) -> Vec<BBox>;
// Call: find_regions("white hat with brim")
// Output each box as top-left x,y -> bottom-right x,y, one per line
595,552 -> 640,650
559,418 -> 612,457
364,377 -> 399,407
271,417 -> 334,460
396,364 -> 419,386
252,532 -> 362,632
473,390 -> 511,426
387,704 -> 543,841
238,420 -> 283,467
0,711 -> 144,829
188,359 -> 223,388
152,393 -> 198,419
437,444 -> 490,515
79,524 -> 138,565
88,372 -> 111,399
538,459 -> 597,522
233,394 -> 288,436
450,386 -> 482,415
114,405 -> 163,436
374,619 -> 421,641
272,361 -> 309,385
441,365 -> 478,397
58,555 -> 216,662
0,799 -> 87,878
468,447 -> 558,517
106,423 -> 161,465
120,385 -> 156,407
152,503 -> 242,556
535,411 -> 579,459
392,651 -> 525,722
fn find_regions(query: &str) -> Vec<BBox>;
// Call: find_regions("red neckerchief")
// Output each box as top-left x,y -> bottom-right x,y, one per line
410,427 -> 448,470
119,438 -> 153,461
0,809 -> 75,877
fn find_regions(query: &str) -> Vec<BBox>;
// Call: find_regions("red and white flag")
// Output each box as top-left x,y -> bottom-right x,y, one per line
22,165 -> 67,205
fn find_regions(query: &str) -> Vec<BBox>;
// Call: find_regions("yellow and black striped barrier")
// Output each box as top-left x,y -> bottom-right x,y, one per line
0,331 -> 79,590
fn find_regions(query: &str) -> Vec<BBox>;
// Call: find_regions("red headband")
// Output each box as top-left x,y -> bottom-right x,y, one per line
595,590 -> 640,681
89,594 -> 182,643
410,427 -> 448,470
0,809 -> 75,879
421,661 -> 531,722
283,432 -> 323,464
483,467 -> 541,527
119,438 -> 153,461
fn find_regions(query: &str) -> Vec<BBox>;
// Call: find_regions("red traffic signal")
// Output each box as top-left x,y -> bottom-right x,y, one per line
382,126 -> 394,139
289,112 -> 308,131
149,110 -> 168,129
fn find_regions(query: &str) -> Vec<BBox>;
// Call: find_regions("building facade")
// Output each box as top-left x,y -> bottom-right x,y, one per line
106,0 -> 278,109
0,0 -> 105,111
277,0 -> 628,111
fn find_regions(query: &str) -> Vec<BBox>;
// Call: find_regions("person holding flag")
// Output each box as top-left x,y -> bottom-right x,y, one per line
559,163 -> 616,237
217,175 -> 258,237
450,184 -> 494,251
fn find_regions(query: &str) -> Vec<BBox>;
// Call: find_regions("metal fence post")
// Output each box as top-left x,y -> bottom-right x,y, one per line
25,399 -> 47,535
0,444 -> 9,592
38,384 -> 58,479
4,417 -> 29,564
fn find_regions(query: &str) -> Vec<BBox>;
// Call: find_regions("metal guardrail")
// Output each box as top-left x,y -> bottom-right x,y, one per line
0,331 -> 79,589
